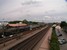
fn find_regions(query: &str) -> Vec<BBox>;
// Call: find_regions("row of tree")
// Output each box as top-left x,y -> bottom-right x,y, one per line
9,19 -> 38,25
60,21 -> 67,28
60,21 -> 67,33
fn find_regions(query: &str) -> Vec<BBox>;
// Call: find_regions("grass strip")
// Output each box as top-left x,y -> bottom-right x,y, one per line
50,28 -> 60,50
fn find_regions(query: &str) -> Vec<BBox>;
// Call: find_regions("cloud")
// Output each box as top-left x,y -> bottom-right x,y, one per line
0,0 -> 67,22
21,0 -> 40,5
44,16 -> 51,19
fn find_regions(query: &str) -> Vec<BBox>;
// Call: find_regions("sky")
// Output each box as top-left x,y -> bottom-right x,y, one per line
0,0 -> 67,22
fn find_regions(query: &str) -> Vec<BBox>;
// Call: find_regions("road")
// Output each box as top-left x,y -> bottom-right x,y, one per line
55,26 -> 67,50
59,30 -> 67,50
9,26 -> 51,50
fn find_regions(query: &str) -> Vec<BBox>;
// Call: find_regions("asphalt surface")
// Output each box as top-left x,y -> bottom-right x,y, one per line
59,30 -> 67,50
55,26 -> 67,50
9,26 -> 51,50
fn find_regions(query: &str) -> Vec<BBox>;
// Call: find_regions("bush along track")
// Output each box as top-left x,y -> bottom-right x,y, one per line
50,28 -> 60,50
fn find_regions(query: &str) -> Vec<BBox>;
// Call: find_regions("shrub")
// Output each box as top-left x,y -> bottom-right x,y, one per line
50,28 -> 60,50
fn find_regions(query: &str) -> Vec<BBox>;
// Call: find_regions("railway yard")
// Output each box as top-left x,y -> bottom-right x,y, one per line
0,24 -> 52,50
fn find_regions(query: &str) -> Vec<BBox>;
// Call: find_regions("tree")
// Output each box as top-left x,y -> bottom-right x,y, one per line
60,21 -> 67,28
22,19 -> 28,24
9,21 -> 21,24
28,21 -> 38,25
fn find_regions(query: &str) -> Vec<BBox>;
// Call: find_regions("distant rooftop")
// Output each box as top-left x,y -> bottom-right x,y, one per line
8,24 -> 27,27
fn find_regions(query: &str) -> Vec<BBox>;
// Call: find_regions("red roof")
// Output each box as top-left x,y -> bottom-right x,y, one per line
8,24 -> 27,27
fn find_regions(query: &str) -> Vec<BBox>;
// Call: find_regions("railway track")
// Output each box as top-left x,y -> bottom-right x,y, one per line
0,29 -> 34,44
0,25 -> 45,44
9,26 -> 51,50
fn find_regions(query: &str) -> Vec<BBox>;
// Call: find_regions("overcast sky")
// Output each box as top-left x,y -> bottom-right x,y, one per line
0,0 -> 67,22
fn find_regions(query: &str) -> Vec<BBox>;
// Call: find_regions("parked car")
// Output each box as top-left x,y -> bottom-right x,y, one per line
59,34 -> 62,36
58,38 -> 67,45
57,34 -> 62,37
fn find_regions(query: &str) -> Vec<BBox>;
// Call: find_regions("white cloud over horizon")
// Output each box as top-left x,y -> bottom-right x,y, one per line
0,0 -> 67,22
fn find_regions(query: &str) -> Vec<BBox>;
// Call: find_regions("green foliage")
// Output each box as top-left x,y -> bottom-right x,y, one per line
22,19 -> 28,24
60,21 -> 67,33
8,19 -> 38,25
60,21 -> 67,28
28,21 -> 38,25
50,28 -> 60,50
22,19 -> 38,24
9,21 -> 21,24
